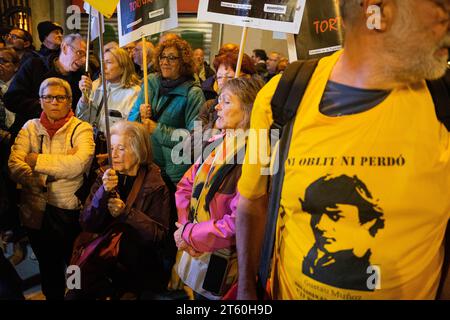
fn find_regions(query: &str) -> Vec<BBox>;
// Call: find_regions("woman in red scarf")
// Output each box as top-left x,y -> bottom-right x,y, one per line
8,77 -> 95,300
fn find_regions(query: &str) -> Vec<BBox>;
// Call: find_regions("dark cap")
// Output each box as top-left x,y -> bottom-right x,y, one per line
37,21 -> 63,43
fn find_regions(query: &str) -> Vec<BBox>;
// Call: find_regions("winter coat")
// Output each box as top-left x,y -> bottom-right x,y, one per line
175,143 -> 242,253
8,116 -> 95,229
76,80 -> 141,132
128,73 -> 205,184
80,164 -> 171,245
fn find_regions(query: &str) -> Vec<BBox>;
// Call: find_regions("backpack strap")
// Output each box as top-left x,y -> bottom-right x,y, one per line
70,121 -> 83,148
257,59 -> 319,299
427,70 -> 450,132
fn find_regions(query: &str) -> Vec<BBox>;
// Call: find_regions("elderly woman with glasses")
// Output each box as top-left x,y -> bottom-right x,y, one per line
8,77 -> 95,300
128,38 -> 205,190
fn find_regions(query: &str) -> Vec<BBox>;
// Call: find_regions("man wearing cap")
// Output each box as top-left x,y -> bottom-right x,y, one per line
37,21 -> 63,58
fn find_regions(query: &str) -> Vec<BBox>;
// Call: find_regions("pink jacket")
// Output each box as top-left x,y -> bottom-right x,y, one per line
175,161 -> 241,253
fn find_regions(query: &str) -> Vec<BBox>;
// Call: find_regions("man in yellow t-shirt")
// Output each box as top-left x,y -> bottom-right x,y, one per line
236,0 -> 450,300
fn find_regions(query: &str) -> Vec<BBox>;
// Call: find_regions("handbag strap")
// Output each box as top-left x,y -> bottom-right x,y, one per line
123,165 -> 146,215
151,94 -> 176,122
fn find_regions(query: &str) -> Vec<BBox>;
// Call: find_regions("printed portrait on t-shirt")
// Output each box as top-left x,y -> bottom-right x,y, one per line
300,174 -> 385,291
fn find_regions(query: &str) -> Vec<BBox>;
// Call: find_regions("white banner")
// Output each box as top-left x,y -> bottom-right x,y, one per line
117,0 -> 178,47
198,0 -> 306,34
83,2 -> 105,40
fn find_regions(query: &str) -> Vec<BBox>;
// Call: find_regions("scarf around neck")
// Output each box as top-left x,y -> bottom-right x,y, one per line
159,75 -> 192,96
40,109 -> 74,138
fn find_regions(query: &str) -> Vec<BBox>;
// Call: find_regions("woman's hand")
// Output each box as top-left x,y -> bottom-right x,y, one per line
24,153 -> 38,170
108,197 -> 126,218
102,168 -> 118,192
174,222 -> 202,257
139,103 -> 152,120
79,75 -> 92,102
142,118 -> 157,134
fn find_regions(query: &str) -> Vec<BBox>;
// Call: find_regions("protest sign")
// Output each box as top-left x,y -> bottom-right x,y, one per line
294,0 -> 344,60
117,0 -> 178,47
198,0 -> 306,34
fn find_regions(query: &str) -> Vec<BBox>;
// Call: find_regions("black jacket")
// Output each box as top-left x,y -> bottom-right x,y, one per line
3,53 -> 83,135
38,45 -> 61,58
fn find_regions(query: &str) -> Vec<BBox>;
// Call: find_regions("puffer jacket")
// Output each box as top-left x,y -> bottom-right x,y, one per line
76,80 -> 141,133
8,116 -> 95,229
128,73 -> 205,185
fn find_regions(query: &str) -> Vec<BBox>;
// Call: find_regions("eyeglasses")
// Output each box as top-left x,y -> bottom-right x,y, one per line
217,75 -> 234,81
40,95 -> 71,103
0,58 -> 13,65
2,33 -> 24,41
159,55 -> 180,63
68,45 -> 86,58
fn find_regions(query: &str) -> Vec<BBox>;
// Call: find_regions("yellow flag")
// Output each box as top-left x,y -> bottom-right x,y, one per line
84,0 -> 119,19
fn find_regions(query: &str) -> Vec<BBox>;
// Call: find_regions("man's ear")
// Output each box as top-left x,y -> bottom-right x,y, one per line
60,42 -> 68,54
362,0 -> 394,32
23,40 -> 31,49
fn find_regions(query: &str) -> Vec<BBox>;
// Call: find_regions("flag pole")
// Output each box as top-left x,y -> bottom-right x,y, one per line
286,33 -> 297,63
142,36 -> 149,105
97,13 -> 113,166
235,26 -> 248,78
85,5 -> 91,74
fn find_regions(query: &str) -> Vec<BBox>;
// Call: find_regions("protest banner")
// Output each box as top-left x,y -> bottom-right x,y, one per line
117,0 -> 178,47
294,0 -> 344,60
198,0 -> 306,34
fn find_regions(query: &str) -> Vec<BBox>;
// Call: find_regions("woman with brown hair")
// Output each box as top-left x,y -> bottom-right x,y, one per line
128,38 -> 205,189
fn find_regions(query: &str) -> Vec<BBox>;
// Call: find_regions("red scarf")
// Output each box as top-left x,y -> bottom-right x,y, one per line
39,109 -> 74,138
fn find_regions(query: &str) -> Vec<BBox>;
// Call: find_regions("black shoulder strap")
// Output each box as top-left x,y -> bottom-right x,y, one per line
427,70 -> 450,132
204,163 -> 237,211
270,59 -> 319,130
257,59 -> 318,299
151,94 -> 176,122
70,121 -> 83,148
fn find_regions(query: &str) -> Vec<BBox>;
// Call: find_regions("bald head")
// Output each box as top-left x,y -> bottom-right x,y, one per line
133,40 -> 155,68
193,48 -> 205,66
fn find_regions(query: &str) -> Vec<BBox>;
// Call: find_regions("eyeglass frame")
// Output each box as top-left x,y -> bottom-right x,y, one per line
40,95 -> 72,103
2,33 -> 25,41
0,57 -> 13,65
67,44 -> 86,58
159,54 -> 180,63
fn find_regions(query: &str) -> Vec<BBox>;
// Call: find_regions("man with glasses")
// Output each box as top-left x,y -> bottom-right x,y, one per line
3,28 -> 39,66
3,33 -> 86,137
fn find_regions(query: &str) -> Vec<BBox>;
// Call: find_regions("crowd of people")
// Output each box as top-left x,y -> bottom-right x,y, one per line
0,0 -> 449,301
0,19 -> 287,300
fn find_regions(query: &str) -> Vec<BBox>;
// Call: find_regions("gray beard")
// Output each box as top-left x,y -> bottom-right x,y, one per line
381,4 -> 449,83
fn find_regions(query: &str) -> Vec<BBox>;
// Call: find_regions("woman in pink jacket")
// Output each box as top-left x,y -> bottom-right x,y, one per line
174,77 -> 263,300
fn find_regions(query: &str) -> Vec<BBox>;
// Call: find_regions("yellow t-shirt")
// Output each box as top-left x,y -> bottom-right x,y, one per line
238,50 -> 450,300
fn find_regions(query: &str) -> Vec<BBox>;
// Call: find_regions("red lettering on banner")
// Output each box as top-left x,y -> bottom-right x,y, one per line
129,0 -> 155,12
313,17 -> 342,34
